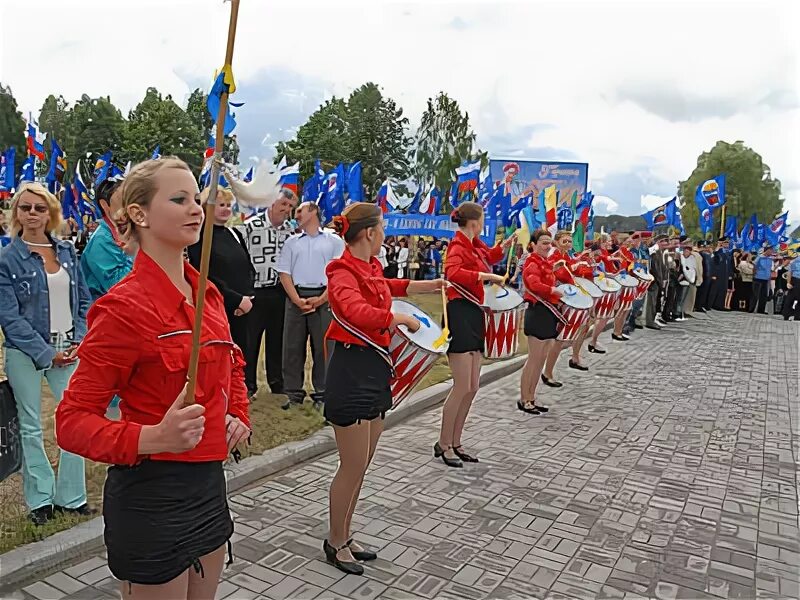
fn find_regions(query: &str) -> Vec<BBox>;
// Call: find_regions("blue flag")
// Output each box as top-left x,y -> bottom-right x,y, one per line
320,163 -> 345,221
408,184 -> 423,213
302,159 -> 324,202
695,174 -> 726,210
94,151 -> 112,185
151,145 -> 161,160
206,72 -> 240,137
20,155 -> 35,183
504,194 -> 532,228
0,147 -> 16,195
698,205 -> 714,235
764,212 -> 788,247
243,167 -> 253,183
346,161 -> 363,203
642,197 -> 681,231
46,139 -> 66,187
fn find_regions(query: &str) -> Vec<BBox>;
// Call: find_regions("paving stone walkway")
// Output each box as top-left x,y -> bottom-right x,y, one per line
5,312 -> 799,600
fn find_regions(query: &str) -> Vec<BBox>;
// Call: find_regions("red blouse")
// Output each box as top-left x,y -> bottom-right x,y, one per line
619,247 -> 635,271
326,248 -> 409,348
444,231 -> 505,303
549,249 -> 594,282
522,253 -> 561,304
597,249 -> 620,274
55,251 -> 250,466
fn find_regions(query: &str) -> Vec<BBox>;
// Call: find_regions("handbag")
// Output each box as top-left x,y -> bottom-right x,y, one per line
0,379 -> 22,483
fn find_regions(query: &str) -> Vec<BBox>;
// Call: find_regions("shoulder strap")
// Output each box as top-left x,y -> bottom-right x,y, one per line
329,308 -> 395,376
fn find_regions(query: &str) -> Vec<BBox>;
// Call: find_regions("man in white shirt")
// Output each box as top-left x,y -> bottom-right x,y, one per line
240,189 -> 298,398
277,201 -> 345,410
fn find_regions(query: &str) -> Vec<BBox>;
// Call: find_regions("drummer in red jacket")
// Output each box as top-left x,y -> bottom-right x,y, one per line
520,229 -> 564,414
588,233 -> 620,353
541,230 -> 595,386
55,157 -> 251,598
437,201 -> 514,469
324,202 -> 441,576
610,235 -> 637,342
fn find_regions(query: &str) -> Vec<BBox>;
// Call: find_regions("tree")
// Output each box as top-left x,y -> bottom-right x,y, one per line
38,95 -> 72,148
679,141 -> 784,238
66,95 -> 127,177
275,82 -> 412,197
412,92 -> 487,209
0,83 -> 26,175
122,87 -> 205,173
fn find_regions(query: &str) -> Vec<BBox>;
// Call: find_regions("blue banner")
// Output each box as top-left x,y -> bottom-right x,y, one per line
384,214 -> 497,245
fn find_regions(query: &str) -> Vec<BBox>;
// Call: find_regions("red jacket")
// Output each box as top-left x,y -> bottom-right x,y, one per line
55,251 -> 250,466
597,249 -> 620,274
445,231 -> 505,303
523,253 -> 561,304
549,249 -> 594,282
619,247 -> 635,271
326,248 -> 409,348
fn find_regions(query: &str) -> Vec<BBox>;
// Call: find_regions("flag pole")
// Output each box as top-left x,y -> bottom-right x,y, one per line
719,204 -> 726,239
184,0 -> 241,406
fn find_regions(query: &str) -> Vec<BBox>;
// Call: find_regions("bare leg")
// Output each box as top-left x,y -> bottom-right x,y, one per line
613,308 -> 630,336
329,421 -> 372,562
590,317 -> 609,349
122,571 -> 189,600
439,352 -> 477,460
543,341 -> 566,380
520,337 -> 552,407
187,545 -> 228,600
452,351 -> 482,449
571,323 -> 591,364
343,418 -> 384,548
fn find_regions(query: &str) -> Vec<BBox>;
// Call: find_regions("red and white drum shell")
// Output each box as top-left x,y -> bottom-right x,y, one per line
632,268 -> 654,299
556,284 -> 594,342
593,276 -> 622,319
389,300 -> 447,408
482,284 -> 525,359
613,272 -> 640,314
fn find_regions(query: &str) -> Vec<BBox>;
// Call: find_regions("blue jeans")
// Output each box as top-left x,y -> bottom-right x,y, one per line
4,347 -> 86,511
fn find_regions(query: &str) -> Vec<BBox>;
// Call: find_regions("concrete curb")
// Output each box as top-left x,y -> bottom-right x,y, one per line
0,354 -> 526,590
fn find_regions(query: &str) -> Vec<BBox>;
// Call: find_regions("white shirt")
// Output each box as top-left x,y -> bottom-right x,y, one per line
680,253 -> 697,285
377,246 -> 388,269
47,267 -> 73,336
276,228 -> 345,287
240,213 -> 294,289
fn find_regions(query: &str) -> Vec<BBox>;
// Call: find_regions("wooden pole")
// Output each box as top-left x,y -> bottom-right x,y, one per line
185,0 -> 241,405
719,204 -> 727,240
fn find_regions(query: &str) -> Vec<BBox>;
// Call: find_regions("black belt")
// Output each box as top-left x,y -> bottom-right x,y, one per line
296,285 -> 326,298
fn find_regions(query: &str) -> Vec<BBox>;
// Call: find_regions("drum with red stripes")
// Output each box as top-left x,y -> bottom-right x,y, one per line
613,272 -> 640,314
388,300 -> 446,408
593,276 -> 621,319
632,268 -> 654,299
482,284 -> 524,359
556,284 -> 594,341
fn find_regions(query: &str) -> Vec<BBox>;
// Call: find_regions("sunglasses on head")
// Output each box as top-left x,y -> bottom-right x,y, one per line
18,204 -> 49,214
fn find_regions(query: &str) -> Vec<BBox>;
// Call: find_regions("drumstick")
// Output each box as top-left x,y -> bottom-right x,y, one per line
433,283 -> 450,350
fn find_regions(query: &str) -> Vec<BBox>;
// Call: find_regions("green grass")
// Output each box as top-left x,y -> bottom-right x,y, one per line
0,292 -> 525,553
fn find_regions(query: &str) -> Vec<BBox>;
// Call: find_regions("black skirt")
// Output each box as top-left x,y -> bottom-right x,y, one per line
446,298 -> 485,354
524,302 -> 559,340
324,342 -> 393,427
103,460 -> 232,585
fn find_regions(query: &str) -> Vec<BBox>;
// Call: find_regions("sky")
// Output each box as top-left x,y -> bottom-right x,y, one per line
1,0 -> 798,225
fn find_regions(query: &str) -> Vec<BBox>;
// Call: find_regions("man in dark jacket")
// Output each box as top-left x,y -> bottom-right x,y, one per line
695,242 -> 713,312
647,235 -> 669,328
707,237 -> 731,310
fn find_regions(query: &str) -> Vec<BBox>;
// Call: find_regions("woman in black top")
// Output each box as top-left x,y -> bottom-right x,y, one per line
187,187 -> 255,355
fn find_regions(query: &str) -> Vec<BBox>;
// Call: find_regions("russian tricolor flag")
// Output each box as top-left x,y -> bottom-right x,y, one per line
454,160 -> 481,205
418,187 -> 440,215
279,161 -> 300,195
26,122 -> 45,161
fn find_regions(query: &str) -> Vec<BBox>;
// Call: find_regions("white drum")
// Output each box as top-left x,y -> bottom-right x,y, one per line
573,277 -> 603,300
556,284 -> 594,341
388,300 -> 447,408
593,276 -> 621,319
482,284 -> 525,359
632,268 -> 655,300
613,272 -> 640,314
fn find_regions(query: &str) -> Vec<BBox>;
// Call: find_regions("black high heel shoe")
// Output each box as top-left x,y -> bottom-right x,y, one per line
433,442 -> 463,468
347,538 -> 377,561
323,539 -> 364,575
453,445 -> 479,463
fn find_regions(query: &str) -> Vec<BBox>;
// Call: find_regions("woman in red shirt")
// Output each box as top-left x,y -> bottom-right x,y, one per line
520,229 -> 564,413
55,157 -> 250,599
588,233 -> 620,353
437,202 -> 514,468
324,202 -> 440,576
541,230 -> 595,387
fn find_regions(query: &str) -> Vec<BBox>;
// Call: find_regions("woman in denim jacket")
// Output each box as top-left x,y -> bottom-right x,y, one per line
0,182 -> 91,526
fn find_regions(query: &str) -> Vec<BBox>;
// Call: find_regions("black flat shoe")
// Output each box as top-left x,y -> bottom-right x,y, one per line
347,539 -> 377,561
587,345 -> 606,354
28,505 -> 53,527
611,334 -> 629,341
453,446 -> 479,463
568,360 -> 589,371
517,401 -> 541,415
323,540 -> 364,575
645,324 -> 662,331
541,374 -> 563,388
534,405 -> 549,413
54,504 -> 97,517
634,324 -> 644,329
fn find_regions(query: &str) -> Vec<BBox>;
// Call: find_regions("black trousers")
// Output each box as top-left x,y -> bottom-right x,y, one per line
750,279 -> 769,314
227,310 -> 250,362
783,278 -> 800,320
696,280 -> 711,311
245,286 -> 287,395
706,278 -> 723,310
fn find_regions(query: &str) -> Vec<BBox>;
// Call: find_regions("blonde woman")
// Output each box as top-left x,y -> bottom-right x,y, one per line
0,182 -> 91,525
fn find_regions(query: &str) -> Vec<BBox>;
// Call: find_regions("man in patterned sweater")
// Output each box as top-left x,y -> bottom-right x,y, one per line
240,189 -> 298,398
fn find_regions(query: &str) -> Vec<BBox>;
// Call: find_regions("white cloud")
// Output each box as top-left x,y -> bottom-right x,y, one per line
641,194 -> 676,212
1,0 -> 797,220
592,196 -> 619,216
